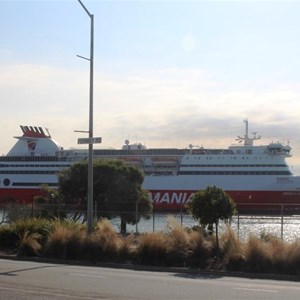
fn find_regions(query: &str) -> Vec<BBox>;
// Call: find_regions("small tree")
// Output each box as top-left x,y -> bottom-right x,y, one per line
186,185 -> 236,252
58,159 -> 152,233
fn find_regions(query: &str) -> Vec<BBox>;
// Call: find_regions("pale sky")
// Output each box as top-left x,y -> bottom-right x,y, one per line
1,0 -> 300,173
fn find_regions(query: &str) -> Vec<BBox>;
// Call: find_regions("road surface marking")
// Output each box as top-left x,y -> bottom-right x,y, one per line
233,287 -> 278,293
70,272 -> 105,278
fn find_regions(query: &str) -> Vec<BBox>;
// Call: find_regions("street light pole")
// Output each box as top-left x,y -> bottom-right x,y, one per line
78,0 -> 94,234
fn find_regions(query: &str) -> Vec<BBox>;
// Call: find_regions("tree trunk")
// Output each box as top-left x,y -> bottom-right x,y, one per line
121,219 -> 127,235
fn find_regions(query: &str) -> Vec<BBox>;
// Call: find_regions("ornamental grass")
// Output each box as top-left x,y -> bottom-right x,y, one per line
17,231 -> 42,257
42,221 -> 85,259
2,216 -> 300,276
137,231 -> 170,266
221,226 -> 245,271
165,216 -> 214,267
84,219 -> 124,262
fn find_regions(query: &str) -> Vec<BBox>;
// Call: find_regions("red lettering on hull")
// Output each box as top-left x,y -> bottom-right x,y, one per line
148,190 -> 300,213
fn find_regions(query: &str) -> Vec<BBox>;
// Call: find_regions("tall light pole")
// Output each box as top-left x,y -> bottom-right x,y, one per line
77,0 -> 94,234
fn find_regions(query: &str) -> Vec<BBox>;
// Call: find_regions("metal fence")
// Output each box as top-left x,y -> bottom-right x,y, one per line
1,203 -> 300,242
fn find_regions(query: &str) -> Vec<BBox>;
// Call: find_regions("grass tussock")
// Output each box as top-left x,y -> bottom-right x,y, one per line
264,235 -> 288,273
84,219 -> 124,262
221,231 -> 300,275
43,220 -> 86,259
165,216 -> 214,267
17,231 -> 42,257
221,226 -> 245,271
64,227 -> 86,260
2,216 -> 300,276
0,218 -> 55,252
0,224 -> 18,250
240,233 -> 300,274
185,229 -> 214,268
166,216 -> 191,265
137,232 -> 170,265
44,227 -> 72,259
118,234 -> 138,262
283,241 -> 300,275
136,217 -> 214,267
13,218 -> 54,239
243,234 -> 273,273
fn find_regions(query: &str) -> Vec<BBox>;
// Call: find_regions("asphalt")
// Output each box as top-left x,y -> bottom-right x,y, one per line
1,252 -> 300,283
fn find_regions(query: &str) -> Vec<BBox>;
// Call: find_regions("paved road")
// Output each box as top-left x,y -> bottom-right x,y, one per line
1,258 -> 300,299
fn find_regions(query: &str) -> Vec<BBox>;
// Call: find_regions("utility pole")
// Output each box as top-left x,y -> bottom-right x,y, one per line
77,0 -> 94,234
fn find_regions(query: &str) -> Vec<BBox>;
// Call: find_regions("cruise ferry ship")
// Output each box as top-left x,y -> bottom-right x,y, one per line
1,121 -> 300,213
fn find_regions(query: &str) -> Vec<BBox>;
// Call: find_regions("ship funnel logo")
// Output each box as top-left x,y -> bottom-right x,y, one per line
27,140 -> 36,151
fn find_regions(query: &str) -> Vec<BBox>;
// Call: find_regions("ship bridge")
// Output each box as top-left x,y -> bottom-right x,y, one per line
266,143 -> 291,157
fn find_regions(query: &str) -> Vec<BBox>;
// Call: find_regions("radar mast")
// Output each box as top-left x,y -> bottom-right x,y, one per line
236,120 -> 261,146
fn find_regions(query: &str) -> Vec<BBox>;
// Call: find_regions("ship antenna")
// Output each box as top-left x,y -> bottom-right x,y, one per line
244,119 -> 248,137
236,120 -> 260,146
243,119 -> 251,146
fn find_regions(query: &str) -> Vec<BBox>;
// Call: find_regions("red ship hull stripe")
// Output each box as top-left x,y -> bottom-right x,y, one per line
1,188 -> 300,212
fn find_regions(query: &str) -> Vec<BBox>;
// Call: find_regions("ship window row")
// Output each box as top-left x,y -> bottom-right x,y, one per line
190,149 -> 235,155
94,149 -> 186,156
180,164 -> 288,168
177,171 -> 292,175
144,172 -> 175,176
3,164 -> 70,168
12,182 -> 58,187
145,165 -> 177,169
0,156 -> 63,162
0,171 -> 58,175
94,149 -> 238,156
185,156 -> 268,160
0,164 -> 71,168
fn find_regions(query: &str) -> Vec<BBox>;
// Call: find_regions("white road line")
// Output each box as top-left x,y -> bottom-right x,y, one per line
70,272 -> 105,278
233,287 -> 278,293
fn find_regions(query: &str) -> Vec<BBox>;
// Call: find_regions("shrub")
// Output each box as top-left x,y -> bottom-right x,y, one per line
186,186 -> 236,252
165,216 -> 191,266
264,235 -> 288,273
221,226 -> 245,271
43,221 -> 85,258
221,226 -> 242,255
13,218 -> 54,244
285,241 -> 300,275
17,231 -> 42,257
0,218 -> 54,252
0,224 -> 18,250
4,216 -> 300,276
118,234 -> 138,262
137,232 -> 170,266
44,227 -> 70,259
84,219 -> 122,262
244,235 -> 272,273
64,228 -> 86,260
185,229 -> 214,268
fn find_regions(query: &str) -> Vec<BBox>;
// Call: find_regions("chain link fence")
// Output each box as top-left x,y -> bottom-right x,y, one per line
1,203 -> 300,242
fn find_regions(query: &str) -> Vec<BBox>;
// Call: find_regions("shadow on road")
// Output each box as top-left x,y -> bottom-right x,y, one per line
0,265 -> 56,277
173,272 -> 223,280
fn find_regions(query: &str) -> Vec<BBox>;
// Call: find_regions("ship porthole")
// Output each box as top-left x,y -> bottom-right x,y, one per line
3,178 -> 10,186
